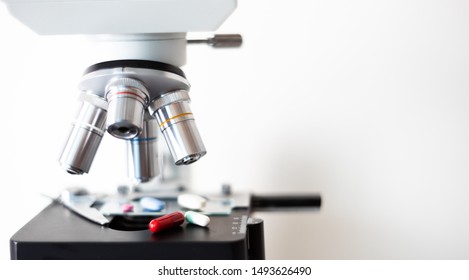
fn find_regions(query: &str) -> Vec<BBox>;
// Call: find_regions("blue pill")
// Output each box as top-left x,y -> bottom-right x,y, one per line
139,197 -> 165,212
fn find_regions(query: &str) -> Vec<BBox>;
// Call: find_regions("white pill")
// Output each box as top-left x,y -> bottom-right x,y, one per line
177,193 -> 207,210
185,211 -> 210,227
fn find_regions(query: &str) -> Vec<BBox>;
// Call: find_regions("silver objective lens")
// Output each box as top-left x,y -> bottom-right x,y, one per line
127,113 -> 160,183
149,90 -> 206,165
105,78 -> 149,139
59,93 -> 107,175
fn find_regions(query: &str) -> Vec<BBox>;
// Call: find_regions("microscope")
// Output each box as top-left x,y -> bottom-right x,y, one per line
4,0 -> 321,260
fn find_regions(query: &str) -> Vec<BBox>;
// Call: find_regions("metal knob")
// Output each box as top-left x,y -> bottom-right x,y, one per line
188,34 -> 243,48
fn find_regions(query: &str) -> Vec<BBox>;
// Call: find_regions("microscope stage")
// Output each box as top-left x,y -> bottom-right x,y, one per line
10,201 -> 262,260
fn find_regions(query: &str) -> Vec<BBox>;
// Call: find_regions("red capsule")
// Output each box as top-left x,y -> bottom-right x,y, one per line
148,212 -> 185,233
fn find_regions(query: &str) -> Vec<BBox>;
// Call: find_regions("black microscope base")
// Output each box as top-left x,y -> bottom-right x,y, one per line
10,202 -> 264,260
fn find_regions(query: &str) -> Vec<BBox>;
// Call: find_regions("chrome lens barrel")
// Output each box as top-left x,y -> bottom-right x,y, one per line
63,61 -> 201,177
105,78 -> 149,139
127,113 -> 160,183
149,90 -> 206,165
59,93 -> 107,175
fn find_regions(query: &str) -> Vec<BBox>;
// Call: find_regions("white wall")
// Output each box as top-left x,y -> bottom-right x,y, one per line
1,0 -> 469,260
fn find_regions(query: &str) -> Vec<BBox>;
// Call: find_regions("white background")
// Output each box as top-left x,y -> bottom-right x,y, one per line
1,0 -> 469,261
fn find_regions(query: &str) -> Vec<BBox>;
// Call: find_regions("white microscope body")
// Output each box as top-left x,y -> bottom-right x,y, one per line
2,0 -> 238,185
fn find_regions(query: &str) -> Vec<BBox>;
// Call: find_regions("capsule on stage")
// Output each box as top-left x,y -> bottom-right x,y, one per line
148,212 -> 185,233
185,211 -> 210,227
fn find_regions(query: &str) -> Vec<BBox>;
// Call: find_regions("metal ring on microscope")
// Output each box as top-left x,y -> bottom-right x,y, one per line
79,60 -> 190,101
83,60 -> 186,78
147,90 -> 191,116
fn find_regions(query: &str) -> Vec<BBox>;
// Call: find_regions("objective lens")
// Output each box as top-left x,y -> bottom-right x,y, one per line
105,78 -> 149,139
149,90 -> 206,165
59,93 -> 107,175
127,113 -> 160,183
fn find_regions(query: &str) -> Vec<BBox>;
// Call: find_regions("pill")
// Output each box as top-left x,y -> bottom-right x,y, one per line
121,203 -> 134,213
139,197 -> 164,212
177,193 -> 207,210
185,211 -> 210,227
148,212 -> 185,233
